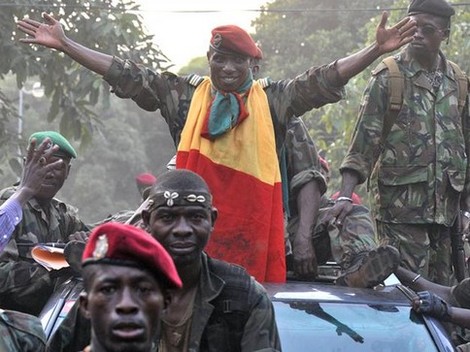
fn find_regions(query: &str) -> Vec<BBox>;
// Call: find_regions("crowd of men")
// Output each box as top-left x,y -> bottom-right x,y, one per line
0,0 -> 469,350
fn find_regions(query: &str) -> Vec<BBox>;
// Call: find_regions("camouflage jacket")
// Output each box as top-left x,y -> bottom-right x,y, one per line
104,57 -> 345,160
0,309 -> 46,352
0,187 -> 89,315
285,116 -> 328,219
340,47 -> 470,226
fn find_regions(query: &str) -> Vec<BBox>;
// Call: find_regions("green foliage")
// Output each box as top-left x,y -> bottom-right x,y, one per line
178,56 -> 209,76
1,0 -> 172,162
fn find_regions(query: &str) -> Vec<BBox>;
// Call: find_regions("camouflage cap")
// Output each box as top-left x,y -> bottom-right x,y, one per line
29,131 -> 77,159
408,0 -> 455,18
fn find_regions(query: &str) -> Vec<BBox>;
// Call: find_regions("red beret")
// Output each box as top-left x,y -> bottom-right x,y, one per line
136,173 -> 157,186
210,25 -> 263,59
82,222 -> 182,289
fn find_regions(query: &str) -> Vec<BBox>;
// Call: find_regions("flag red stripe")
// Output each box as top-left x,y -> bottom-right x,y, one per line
177,150 -> 286,282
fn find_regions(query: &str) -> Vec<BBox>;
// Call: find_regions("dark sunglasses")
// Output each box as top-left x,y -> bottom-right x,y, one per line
418,24 -> 447,36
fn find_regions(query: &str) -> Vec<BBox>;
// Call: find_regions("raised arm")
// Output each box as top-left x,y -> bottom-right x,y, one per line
17,12 -> 113,76
335,12 -> 416,82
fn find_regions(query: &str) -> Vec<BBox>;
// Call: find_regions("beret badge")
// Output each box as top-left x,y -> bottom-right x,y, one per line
212,33 -> 222,48
93,234 -> 109,259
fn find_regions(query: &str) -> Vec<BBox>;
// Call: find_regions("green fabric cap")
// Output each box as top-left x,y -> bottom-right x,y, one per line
29,131 -> 77,158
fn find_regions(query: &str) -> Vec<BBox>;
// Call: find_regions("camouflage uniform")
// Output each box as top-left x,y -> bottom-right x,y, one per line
0,309 -> 46,352
104,58 -> 347,281
340,47 -> 470,285
0,187 -> 89,316
285,118 -> 378,271
104,57 -> 346,171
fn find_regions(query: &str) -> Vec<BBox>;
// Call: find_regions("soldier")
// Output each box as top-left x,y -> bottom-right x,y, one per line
325,0 -> 469,285
142,169 -> 281,351
0,137 -> 63,252
79,221 -> 182,352
0,131 -> 90,315
18,12 -> 416,283
285,117 -> 399,287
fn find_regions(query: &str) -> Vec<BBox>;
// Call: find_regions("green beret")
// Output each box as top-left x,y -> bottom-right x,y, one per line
29,131 -> 77,159
408,0 -> 455,18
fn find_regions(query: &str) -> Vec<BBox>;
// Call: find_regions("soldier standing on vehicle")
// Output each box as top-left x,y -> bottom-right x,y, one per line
0,131 -> 89,316
17,11 -> 416,283
325,0 -> 470,285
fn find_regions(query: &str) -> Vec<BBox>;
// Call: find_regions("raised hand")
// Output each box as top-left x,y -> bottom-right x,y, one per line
376,11 -> 417,54
18,138 -> 63,201
17,12 -> 66,51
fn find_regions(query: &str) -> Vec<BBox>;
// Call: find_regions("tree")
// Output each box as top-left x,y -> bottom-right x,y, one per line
0,0 -> 176,222
0,0 -> 172,173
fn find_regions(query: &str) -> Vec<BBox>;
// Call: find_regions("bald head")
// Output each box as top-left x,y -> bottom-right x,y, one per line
153,169 -> 211,194
144,170 -> 213,214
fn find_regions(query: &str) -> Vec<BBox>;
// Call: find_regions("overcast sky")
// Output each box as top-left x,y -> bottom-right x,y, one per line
136,0 -> 269,71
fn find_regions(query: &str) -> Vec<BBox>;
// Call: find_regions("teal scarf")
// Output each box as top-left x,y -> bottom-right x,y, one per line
201,71 -> 253,139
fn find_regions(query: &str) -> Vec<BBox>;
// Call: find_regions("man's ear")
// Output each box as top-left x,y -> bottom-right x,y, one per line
210,207 -> 218,226
251,65 -> 260,77
65,164 -> 71,179
163,291 -> 172,311
443,29 -> 450,44
141,210 -> 150,226
79,291 -> 91,320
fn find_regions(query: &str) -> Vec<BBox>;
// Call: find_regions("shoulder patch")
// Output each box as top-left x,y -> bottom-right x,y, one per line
257,77 -> 271,88
188,74 -> 205,87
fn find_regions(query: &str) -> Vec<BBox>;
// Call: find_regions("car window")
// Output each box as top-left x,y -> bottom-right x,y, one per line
274,301 -> 439,351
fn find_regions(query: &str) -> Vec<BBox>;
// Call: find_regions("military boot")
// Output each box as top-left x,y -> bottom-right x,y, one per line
336,245 -> 400,288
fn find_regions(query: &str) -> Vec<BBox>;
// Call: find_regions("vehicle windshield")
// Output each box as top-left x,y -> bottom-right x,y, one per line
274,301 -> 438,351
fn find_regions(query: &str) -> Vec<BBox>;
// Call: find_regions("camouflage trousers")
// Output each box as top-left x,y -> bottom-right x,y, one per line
376,221 -> 454,286
287,205 -> 378,269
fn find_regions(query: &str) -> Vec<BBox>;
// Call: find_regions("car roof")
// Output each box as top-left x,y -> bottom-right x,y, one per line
263,281 -> 411,306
